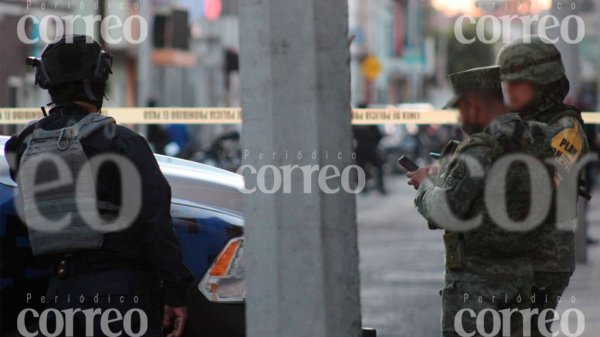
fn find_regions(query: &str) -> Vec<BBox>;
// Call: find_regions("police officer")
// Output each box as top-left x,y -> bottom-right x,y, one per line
497,36 -> 590,336
408,66 -> 554,336
4,35 -> 192,337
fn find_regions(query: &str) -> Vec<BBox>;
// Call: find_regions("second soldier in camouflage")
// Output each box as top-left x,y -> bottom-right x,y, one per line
497,35 -> 591,337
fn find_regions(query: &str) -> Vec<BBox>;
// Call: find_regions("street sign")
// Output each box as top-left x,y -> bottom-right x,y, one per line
361,55 -> 382,81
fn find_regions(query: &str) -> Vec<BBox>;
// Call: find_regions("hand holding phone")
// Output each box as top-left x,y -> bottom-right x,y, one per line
397,155 -> 419,172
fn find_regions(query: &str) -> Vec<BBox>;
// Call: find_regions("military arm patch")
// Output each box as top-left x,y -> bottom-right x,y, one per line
550,121 -> 583,172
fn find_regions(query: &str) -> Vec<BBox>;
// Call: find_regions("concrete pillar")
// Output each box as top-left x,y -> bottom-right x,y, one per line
137,1 -> 153,105
136,0 -> 152,135
239,1 -> 362,337
551,0 -> 581,101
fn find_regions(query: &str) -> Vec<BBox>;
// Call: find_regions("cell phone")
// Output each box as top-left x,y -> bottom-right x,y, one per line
397,155 -> 420,172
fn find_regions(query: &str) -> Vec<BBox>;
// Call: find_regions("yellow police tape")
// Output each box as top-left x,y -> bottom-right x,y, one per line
0,107 -> 599,125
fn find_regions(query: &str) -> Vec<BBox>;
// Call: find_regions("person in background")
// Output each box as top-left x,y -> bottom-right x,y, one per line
353,103 -> 387,195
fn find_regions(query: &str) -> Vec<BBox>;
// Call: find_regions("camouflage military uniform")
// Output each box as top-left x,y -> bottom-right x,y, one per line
417,113 -> 554,336
497,36 -> 590,335
524,105 -> 588,315
416,66 -> 555,337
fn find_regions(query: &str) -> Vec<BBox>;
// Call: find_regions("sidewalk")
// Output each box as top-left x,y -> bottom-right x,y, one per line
557,195 -> 600,337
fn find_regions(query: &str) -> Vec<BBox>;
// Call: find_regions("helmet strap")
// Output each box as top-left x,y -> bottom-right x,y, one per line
83,80 -> 98,103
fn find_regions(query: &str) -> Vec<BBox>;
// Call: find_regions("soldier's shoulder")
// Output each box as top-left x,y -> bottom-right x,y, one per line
110,125 -> 154,153
458,133 -> 495,153
552,114 -> 583,130
546,114 -> 586,145
4,119 -> 42,153
487,112 -> 527,138
86,122 -> 145,152
112,124 -> 140,139
85,120 -> 138,140
546,105 -> 584,129
451,135 -> 496,165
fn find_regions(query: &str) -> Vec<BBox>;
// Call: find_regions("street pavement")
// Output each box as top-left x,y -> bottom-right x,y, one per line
357,175 -> 600,337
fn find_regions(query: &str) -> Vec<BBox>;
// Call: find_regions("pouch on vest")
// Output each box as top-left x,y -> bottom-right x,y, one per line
18,113 -> 116,256
443,232 -> 464,271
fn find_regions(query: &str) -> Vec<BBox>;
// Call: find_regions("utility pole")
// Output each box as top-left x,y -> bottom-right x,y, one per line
239,1 -> 362,336
551,0 -> 581,101
136,0 -> 153,135
137,0 -> 152,108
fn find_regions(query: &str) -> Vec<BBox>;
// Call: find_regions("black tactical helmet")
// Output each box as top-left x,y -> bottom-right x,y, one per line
26,35 -> 113,108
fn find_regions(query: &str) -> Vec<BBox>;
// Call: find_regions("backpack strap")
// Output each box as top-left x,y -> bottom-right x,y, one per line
76,113 -> 115,139
528,121 -> 548,143
499,121 -> 525,153
24,113 -> 115,150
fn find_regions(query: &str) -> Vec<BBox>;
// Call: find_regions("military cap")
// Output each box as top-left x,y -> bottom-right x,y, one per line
496,35 -> 565,85
443,65 -> 502,109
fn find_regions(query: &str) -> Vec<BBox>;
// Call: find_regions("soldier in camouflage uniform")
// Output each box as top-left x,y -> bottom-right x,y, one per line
408,66 -> 555,336
497,36 -> 590,336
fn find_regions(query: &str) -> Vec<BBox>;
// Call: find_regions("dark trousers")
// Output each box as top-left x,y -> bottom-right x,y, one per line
44,270 -> 162,337
355,146 -> 386,192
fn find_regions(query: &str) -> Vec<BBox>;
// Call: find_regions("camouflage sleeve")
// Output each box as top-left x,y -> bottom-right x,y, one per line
415,143 -> 492,230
